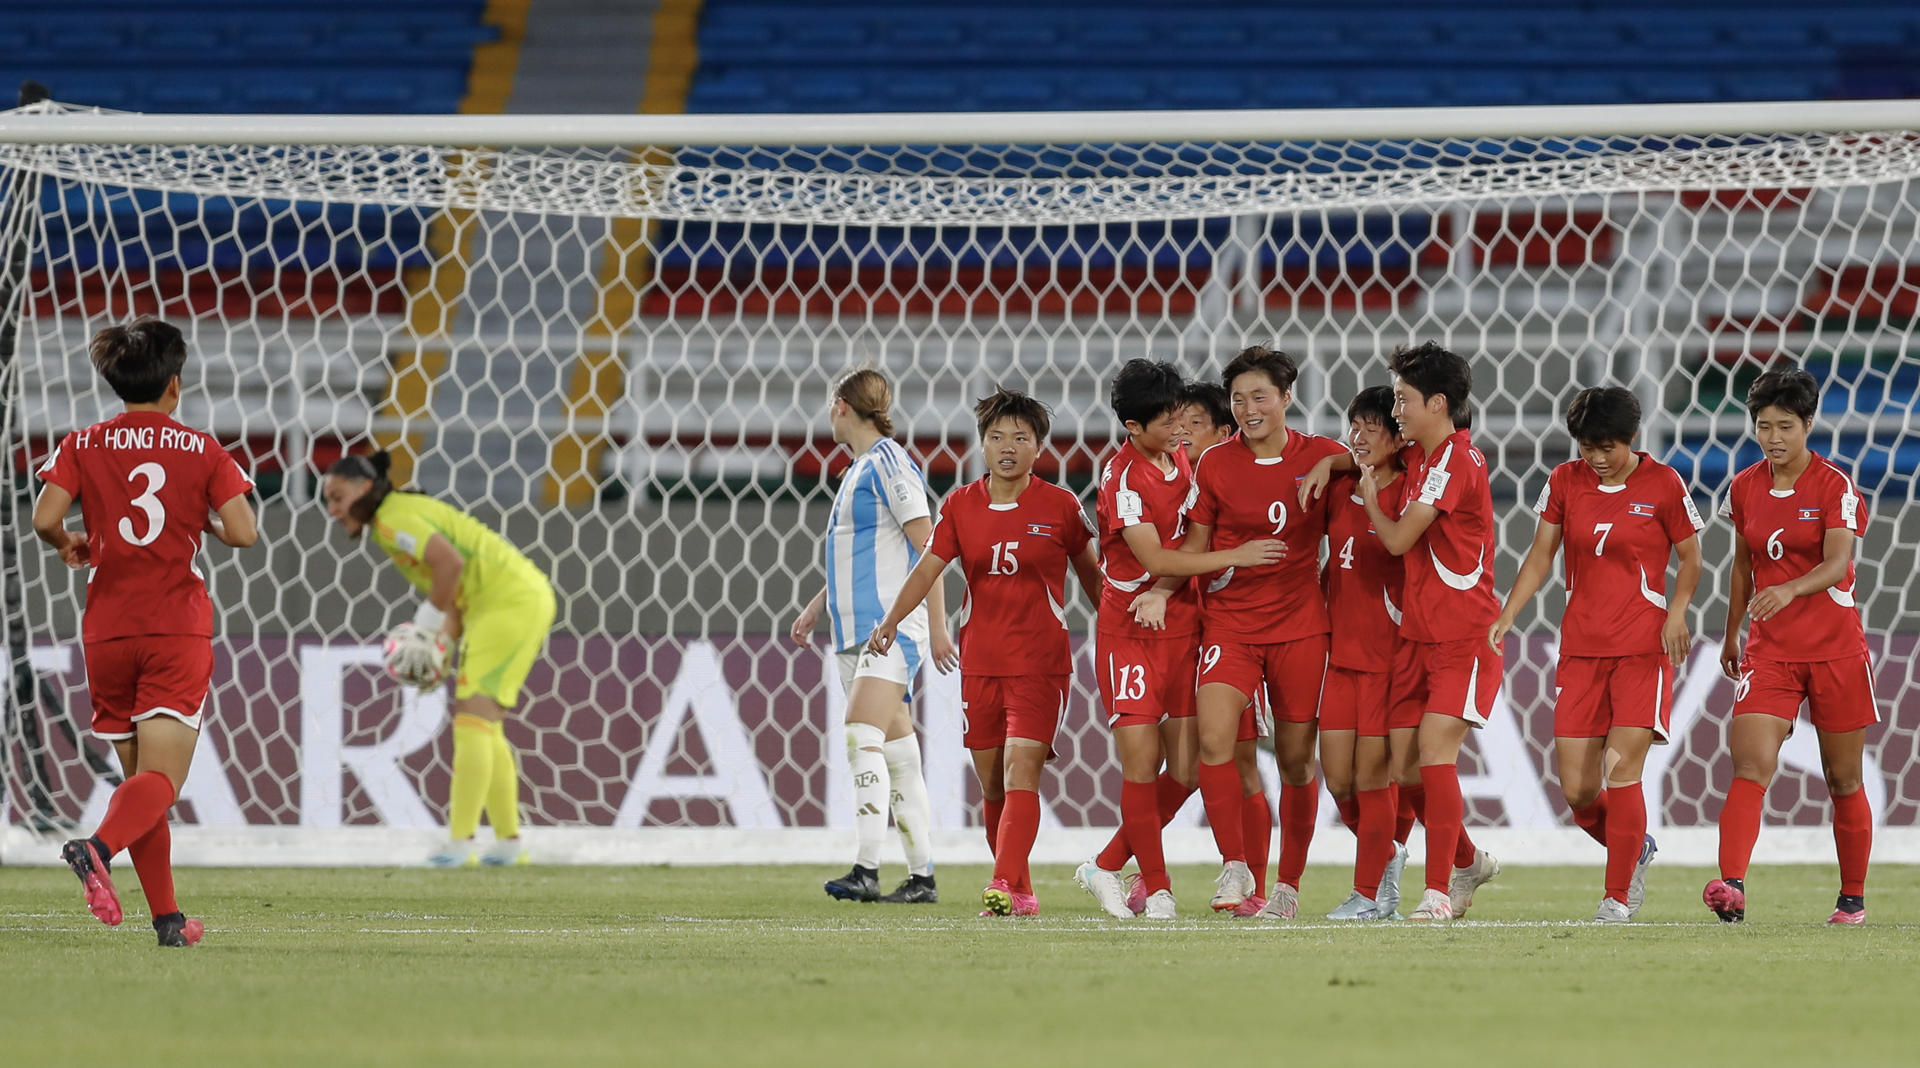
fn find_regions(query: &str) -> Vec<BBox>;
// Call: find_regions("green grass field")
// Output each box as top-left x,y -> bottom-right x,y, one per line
4,863 -> 1916,1066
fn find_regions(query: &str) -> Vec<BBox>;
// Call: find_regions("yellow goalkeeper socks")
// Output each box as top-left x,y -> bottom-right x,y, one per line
485,721 -> 521,840
448,714 -> 495,840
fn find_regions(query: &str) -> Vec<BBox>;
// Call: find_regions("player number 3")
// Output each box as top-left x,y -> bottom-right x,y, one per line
118,461 -> 168,547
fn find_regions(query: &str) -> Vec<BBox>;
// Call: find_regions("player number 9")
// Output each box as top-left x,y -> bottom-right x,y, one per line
1267,500 -> 1287,534
1201,644 -> 1222,674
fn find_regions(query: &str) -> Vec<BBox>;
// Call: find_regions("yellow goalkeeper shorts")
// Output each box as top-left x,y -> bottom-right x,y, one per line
454,582 -> 557,708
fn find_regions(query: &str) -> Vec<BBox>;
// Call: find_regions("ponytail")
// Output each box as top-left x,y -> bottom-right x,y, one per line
834,369 -> 896,437
325,449 -> 396,524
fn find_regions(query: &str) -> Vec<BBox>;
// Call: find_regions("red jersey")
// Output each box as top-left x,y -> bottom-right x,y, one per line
1536,454 -> 1705,657
1096,440 -> 1200,639
1720,453 -> 1869,662
36,410 -> 254,644
1400,429 -> 1500,643
1188,429 -> 1349,644
1324,471 -> 1407,672
927,476 -> 1094,676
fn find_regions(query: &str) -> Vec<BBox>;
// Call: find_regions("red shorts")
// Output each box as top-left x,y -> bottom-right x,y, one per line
1387,639 -> 1424,731
1734,654 -> 1879,734
1555,654 -> 1674,742
1096,632 -> 1197,730
1198,634 -> 1328,725
1320,665 -> 1391,738
1239,688 -> 1270,742
1398,637 -> 1500,727
961,673 -> 1068,751
83,636 -> 214,740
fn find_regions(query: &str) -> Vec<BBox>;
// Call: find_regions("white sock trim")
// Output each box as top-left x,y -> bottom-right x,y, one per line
883,734 -> 935,878
846,723 -> 890,870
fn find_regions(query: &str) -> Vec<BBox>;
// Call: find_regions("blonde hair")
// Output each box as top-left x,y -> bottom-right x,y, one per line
834,369 -> 895,437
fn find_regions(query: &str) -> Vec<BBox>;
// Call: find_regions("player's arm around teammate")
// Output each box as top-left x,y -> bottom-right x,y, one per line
870,389 -> 1094,916
1177,347 -> 1347,918
37,317 -> 258,946
1706,368 -> 1876,925
1490,387 -> 1703,921
1073,360 -> 1282,920
1358,342 -> 1503,921
322,452 -> 556,868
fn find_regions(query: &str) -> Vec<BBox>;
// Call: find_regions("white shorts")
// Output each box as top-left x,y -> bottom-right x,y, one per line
836,612 -> 929,694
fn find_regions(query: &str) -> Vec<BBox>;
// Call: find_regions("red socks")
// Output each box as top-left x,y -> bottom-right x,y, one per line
1419,764 -> 1463,894
1832,788 -> 1872,897
1241,792 -> 1271,897
1274,780 -> 1319,890
1571,795 -> 1608,846
1354,785 -> 1395,899
992,790 -> 1040,892
1453,822 -> 1480,869
94,770 -> 175,855
1603,783 -> 1645,904
1095,772 -> 1192,871
1198,761 -> 1245,864
983,796 -> 1005,856
1335,795 -> 1360,835
128,819 -> 177,919
1395,782 -> 1418,844
1121,779 -> 1170,894
1718,776 -> 1766,881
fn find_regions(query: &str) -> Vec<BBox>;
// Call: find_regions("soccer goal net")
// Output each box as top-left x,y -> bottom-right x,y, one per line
3,100 -> 1918,867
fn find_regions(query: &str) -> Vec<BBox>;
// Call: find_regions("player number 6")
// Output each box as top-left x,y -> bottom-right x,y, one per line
1766,528 -> 1785,561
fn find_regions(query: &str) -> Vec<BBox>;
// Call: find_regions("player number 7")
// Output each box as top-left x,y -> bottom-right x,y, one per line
1592,521 -> 1612,557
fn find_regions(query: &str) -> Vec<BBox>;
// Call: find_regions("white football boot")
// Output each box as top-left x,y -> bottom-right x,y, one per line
1074,860 -> 1133,919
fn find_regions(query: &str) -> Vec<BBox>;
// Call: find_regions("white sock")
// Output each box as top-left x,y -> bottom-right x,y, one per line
846,723 -> 890,870
883,734 -> 935,878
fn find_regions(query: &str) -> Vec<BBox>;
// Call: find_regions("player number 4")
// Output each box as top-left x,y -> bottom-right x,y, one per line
989,540 -> 1020,575
1338,536 -> 1355,570
1592,522 -> 1612,556
119,461 -> 168,547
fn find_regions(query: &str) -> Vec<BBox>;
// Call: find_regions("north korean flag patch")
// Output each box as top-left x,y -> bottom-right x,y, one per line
1628,502 -> 1656,517
1798,507 -> 1822,521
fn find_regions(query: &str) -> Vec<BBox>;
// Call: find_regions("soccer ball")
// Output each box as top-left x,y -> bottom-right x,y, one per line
382,622 -> 449,690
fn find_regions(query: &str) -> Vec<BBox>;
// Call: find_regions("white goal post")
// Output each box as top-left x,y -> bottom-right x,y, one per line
3,99 -> 1919,867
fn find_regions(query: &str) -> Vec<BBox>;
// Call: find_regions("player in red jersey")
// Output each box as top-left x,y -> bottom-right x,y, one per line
1110,382 -> 1277,917
1491,387 -> 1704,922
869,389 -> 1101,916
1706,368 -> 1876,925
1179,346 -> 1346,919
32,318 -> 258,947
1072,360 -> 1284,920
1319,386 -> 1418,921
1358,342 -> 1502,921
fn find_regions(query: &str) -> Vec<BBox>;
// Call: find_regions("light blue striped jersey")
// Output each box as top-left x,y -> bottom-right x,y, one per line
824,437 -> 933,652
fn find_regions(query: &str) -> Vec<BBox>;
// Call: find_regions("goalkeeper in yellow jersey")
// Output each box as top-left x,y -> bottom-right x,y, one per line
322,451 -> 557,867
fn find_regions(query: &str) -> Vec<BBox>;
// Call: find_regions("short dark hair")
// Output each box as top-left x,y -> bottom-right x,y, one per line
1746,367 -> 1819,423
1182,381 -> 1235,432
1110,358 -> 1186,428
1389,341 -> 1472,429
1220,344 -> 1299,395
325,449 -> 396,525
974,387 -> 1051,440
1564,386 -> 1641,446
1346,385 -> 1398,436
89,316 -> 188,404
